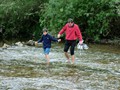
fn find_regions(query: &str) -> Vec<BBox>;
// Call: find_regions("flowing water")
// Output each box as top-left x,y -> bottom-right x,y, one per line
0,43 -> 120,90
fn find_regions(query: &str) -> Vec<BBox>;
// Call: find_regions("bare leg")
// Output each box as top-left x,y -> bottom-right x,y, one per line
71,55 -> 75,64
64,52 -> 70,62
45,54 -> 50,66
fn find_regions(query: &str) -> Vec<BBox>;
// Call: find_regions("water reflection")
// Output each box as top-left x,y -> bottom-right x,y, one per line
0,44 -> 120,90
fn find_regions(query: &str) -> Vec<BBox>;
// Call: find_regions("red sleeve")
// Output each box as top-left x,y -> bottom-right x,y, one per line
59,24 -> 67,35
76,25 -> 82,41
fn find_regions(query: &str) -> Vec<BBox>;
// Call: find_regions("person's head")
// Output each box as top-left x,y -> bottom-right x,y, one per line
68,18 -> 74,27
42,28 -> 48,35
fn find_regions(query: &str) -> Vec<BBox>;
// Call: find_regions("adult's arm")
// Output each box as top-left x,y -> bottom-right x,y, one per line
57,24 -> 67,38
75,25 -> 83,44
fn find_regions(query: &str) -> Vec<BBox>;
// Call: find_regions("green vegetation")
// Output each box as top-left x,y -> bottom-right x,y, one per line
0,0 -> 119,41
0,0 -> 47,39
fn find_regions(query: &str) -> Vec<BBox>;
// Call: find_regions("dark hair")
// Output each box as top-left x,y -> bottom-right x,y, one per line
68,18 -> 73,23
42,28 -> 48,32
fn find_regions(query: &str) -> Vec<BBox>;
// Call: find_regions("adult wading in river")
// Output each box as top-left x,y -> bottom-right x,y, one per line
35,28 -> 61,66
57,18 -> 83,64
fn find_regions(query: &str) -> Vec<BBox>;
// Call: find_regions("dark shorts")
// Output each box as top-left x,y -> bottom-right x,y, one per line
64,40 -> 76,55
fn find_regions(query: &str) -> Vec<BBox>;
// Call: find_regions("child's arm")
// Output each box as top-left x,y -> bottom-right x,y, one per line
35,35 -> 43,46
37,35 -> 43,43
49,35 -> 61,42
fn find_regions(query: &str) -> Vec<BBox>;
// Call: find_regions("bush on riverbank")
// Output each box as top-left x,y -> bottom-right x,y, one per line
0,0 -> 120,42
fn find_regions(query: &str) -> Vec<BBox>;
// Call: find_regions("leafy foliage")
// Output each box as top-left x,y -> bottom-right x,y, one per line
0,0 -> 119,41
40,0 -> 119,41
0,0 -> 46,39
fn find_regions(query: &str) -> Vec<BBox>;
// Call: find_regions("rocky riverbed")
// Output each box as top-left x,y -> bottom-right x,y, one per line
0,42 -> 120,90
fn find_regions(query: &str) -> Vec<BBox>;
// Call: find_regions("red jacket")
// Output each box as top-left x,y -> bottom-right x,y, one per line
59,23 -> 82,41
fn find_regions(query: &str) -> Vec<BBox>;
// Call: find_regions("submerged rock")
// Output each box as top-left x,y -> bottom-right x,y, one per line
25,40 -> 42,47
26,40 -> 35,46
15,42 -> 24,47
2,43 -> 10,49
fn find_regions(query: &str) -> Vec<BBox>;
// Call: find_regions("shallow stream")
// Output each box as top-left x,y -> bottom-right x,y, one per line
0,43 -> 120,90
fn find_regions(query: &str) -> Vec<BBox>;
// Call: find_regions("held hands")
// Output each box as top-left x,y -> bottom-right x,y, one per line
58,39 -> 61,42
57,34 -> 61,42
57,34 -> 61,38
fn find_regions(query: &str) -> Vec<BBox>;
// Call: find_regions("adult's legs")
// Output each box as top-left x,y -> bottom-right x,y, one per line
64,52 -> 70,62
70,40 -> 76,64
64,40 -> 70,62
71,55 -> 75,64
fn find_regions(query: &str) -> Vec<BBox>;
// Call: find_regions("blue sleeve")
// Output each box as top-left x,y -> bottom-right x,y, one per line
37,35 -> 43,43
49,35 -> 58,42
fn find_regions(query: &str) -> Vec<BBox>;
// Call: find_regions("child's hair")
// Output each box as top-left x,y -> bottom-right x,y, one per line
42,28 -> 48,32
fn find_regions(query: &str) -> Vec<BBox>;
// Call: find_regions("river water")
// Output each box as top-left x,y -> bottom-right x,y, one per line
0,43 -> 120,90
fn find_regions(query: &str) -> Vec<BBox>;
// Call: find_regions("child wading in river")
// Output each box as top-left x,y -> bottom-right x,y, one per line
35,28 -> 61,66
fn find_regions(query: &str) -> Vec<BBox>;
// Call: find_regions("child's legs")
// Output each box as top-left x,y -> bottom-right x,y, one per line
44,48 -> 50,65
45,54 -> 50,65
